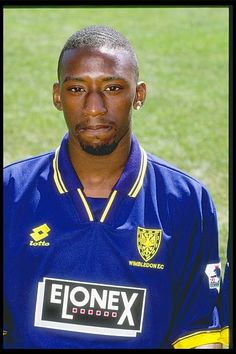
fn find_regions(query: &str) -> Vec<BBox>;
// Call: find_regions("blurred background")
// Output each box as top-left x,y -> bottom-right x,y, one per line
3,6 -> 229,268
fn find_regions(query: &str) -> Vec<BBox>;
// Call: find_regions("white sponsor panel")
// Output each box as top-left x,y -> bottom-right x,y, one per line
35,277 -> 146,337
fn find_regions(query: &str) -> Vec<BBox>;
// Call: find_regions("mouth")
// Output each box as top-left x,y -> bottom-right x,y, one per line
77,123 -> 114,137
80,124 -> 112,131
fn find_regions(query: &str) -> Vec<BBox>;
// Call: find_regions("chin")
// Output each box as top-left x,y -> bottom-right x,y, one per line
80,140 -> 119,156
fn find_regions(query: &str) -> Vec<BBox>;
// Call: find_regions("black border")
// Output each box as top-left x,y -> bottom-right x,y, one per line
1,0 -> 236,6
1,0 -> 234,350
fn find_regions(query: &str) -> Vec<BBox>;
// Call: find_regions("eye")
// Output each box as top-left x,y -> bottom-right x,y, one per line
68,87 -> 85,93
105,85 -> 121,92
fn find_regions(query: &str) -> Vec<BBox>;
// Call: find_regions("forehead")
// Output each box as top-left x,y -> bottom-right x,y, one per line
59,47 -> 136,81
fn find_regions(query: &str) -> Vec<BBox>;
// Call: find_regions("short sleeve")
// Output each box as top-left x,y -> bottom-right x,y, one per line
168,185 -> 222,348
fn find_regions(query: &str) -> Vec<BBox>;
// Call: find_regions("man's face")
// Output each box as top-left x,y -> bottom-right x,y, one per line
53,47 -> 145,155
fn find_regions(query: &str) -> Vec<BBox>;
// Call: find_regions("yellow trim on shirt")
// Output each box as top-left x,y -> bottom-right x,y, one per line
53,147 -> 68,194
220,327 -> 229,347
128,147 -> 144,196
172,330 -> 222,349
128,148 -> 147,198
77,188 -> 94,221
100,190 -> 117,223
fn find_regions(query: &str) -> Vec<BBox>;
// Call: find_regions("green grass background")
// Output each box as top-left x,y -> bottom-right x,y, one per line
4,6 -> 229,268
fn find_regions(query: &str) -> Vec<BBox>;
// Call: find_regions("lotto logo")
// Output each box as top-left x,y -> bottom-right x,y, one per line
35,278 -> 146,337
30,224 -> 51,246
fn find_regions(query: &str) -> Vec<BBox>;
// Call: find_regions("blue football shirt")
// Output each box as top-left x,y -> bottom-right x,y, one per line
4,134 -> 223,348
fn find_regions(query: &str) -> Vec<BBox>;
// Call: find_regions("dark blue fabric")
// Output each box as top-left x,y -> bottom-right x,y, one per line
3,135 -> 222,349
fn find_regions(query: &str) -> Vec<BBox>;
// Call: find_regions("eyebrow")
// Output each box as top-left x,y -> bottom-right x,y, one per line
62,75 -> 128,84
103,76 -> 127,82
63,76 -> 85,84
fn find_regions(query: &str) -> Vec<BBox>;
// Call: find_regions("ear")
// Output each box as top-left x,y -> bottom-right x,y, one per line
53,83 -> 63,111
133,81 -> 147,110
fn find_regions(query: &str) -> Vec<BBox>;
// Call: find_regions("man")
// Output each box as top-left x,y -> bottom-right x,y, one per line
4,25 -> 223,348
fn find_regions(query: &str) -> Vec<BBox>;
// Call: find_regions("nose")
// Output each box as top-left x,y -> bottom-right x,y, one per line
83,92 -> 107,117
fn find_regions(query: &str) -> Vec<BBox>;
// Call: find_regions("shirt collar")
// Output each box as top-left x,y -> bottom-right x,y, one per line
52,133 -> 147,198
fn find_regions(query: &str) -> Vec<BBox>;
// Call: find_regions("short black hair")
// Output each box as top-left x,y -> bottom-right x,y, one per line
57,25 -> 139,82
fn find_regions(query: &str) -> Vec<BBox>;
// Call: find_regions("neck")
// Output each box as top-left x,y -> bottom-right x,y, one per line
68,132 -> 131,197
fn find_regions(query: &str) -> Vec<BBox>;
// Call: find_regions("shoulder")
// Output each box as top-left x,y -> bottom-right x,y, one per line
146,152 -> 214,208
3,150 -> 55,188
147,152 -> 203,188
4,150 -> 55,171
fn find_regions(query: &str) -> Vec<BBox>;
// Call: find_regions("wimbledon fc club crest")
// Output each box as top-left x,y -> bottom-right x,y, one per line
137,227 -> 162,262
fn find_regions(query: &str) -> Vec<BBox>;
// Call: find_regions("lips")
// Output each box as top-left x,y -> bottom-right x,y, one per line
81,125 -> 112,131
76,120 -> 114,134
